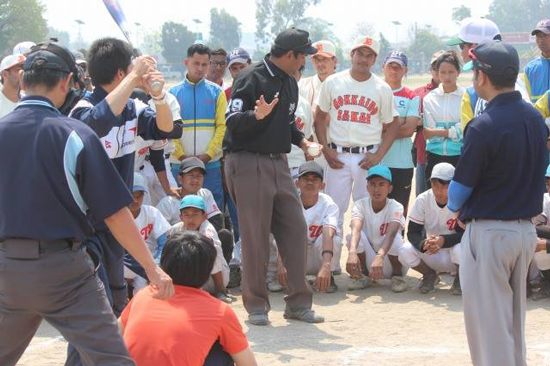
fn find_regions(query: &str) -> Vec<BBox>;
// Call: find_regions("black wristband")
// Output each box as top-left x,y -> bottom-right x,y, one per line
322,250 -> 334,257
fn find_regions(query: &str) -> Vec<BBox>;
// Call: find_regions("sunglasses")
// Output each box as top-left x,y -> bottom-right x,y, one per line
468,48 -> 493,72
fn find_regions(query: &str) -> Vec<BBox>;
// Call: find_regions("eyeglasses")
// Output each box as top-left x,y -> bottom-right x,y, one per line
468,48 -> 492,72
210,60 -> 226,68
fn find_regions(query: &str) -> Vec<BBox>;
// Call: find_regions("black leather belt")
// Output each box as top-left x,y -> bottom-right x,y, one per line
330,143 -> 374,154
0,238 -> 80,259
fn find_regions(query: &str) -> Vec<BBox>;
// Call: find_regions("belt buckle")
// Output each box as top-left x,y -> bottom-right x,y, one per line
269,153 -> 281,159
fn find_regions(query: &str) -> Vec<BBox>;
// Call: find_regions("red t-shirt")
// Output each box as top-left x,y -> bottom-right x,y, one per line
413,81 -> 438,165
120,286 -> 249,366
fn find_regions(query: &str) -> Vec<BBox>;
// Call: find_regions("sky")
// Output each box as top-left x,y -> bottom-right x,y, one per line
42,0 -> 493,47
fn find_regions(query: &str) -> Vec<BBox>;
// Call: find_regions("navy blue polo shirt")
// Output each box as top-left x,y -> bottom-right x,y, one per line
70,86 -> 172,228
0,96 -> 133,241
455,91 -> 548,221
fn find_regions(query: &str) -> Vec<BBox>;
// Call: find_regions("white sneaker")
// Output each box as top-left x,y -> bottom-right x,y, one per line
348,275 -> 371,291
391,276 -> 408,293
267,279 -> 283,292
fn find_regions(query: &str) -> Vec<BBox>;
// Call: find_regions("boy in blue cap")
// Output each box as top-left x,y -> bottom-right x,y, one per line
345,165 -> 409,292
168,195 -> 232,303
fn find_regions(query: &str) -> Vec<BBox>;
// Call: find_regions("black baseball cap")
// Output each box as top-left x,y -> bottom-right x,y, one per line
23,42 -> 75,73
298,161 -> 324,179
179,157 -> 207,175
463,40 -> 519,78
532,19 -> 550,36
273,28 -> 318,55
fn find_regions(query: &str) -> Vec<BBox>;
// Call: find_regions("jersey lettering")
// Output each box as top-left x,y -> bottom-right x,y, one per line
309,225 -> 323,239
140,223 -> 153,241
446,218 -> 457,231
379,223 -> 389,236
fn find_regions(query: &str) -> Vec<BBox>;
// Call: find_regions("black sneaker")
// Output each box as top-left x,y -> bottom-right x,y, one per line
227,266 -> 241,288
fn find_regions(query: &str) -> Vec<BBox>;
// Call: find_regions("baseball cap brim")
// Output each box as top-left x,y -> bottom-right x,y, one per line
463,60 -> 474,71
296,44 -> 318,55
532,28 -> 550,36
179,166 -> 206,175
228,57 -> 250,67
351,44 -> 378,55
367,173 -> 392,183
384,58 -> 406,68
445,36 -> 464,46
133,184 -> 147,192
313,52 -> 335,58
180,203 -> 206,211
298,169 -> 323,179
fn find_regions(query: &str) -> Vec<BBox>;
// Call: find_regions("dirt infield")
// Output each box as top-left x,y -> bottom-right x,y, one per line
17,192 -> 550,366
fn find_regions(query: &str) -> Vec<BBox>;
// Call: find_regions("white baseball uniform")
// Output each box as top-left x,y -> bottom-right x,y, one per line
168,220 -> 229,293
302,192 -> 342,275
316,70 -> 397,230
124,205 -> 171,293
535,193 -> 550,271
347,197 -> 408,278
156,188 -> 221,225
287,96 -> 314,179
398,189 -> 461,273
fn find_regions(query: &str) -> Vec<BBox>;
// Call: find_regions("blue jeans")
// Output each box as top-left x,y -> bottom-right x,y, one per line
415,164 -> 427,197
204,162 -> 224,210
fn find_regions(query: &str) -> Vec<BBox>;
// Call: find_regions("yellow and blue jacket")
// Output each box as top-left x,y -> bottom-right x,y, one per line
535,90 -> 550,119
524,55 -> 550,104
169,76 -> 227,164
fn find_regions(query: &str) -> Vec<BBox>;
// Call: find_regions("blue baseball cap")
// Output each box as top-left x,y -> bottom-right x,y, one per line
227,47 -> 251,67
546,164 -> 550,178
383,51 -> 408,68
367,165 -> 392,182
133,173 -> 148,193
180,195 -> 206,211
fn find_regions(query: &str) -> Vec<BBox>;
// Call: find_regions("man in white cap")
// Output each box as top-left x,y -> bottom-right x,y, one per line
0,54 -> 26,118
447,17 -> 530,131
12,41 -> 36,56
314,36 -> 399,234
299,40 -> 337,106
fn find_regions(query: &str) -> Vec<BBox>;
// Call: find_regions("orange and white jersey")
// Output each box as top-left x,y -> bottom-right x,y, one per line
302,193 -> 340,244
408,189 -> 459,237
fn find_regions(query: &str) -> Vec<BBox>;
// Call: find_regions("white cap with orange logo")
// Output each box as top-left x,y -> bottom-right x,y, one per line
0,54 -> 26,73
312,40 -> 336,58
351,36 -> 380,55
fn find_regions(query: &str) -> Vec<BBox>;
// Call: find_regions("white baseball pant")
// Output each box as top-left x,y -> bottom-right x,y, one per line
123,266 -> 148,296
203,242 -> 230,294
346,232 -> 408,279
306,235 -> 343,275
325,150 -> 377,231
399,242 -> 461,274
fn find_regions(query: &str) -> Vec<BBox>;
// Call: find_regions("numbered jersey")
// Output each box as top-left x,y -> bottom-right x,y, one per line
408,189 -> 458,237
134,205 -> 171,255
302,193 -> 340,244
351,197 -> 405,251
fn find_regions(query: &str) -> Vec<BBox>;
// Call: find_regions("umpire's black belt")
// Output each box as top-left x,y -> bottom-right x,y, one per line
330,143 -> 374,154
0,238 -> 81,259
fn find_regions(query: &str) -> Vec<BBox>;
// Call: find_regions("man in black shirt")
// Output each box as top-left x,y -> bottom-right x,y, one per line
448,41 -> 548,366
224,28 -> 324,326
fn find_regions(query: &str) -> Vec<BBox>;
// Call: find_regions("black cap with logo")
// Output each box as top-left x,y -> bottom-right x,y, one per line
298,161 -> 324,180
179,157 -> 207,175
466,40 -> 519,78
273,28 -> 318,55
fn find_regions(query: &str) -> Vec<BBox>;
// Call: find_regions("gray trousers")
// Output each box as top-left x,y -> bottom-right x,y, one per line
225,151 -> 312,315
461,219 -> 536,366
0,246 -> 134,366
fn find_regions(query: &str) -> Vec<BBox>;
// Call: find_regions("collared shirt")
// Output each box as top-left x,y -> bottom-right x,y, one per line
454,91 -> 548,221
224,56 -> 304,153
70,86 -> 179,228
0,96 -> 133,241
413,80 -> 438,165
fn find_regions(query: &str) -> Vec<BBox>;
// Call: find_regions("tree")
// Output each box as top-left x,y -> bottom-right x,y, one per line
255,0 -> 321,47
141,29 -> 162,57
161,21 -> 196,65
405,24 -> 445,74
452,5 -> 472,24
47,27 -> 70,47
486,0 -> 549,32
209,8 -> 241,51
350,22 -> 376,43
0,0 -> 47,56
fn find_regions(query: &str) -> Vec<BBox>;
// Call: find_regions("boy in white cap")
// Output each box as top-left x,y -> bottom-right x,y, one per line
399,163 -> 462,295
345,165 -> 408,292
0,54 -> 26,117
124,173 -> 172,294
314,36 -> 399,234
167,195 -> 232,303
